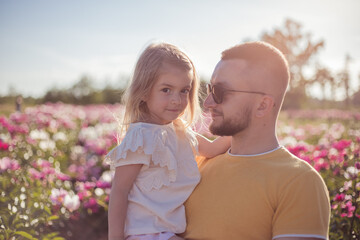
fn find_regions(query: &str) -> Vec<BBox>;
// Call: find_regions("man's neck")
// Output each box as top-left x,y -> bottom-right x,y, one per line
229,128 -> 280,155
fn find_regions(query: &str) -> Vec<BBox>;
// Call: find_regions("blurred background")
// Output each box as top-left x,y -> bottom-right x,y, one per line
1,0 -> 359,111
1,1 -> 360,239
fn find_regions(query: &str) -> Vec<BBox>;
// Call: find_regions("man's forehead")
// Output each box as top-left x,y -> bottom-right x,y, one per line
211,59 -> 249,86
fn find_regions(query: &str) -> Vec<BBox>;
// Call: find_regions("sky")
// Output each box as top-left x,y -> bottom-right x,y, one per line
0,0 -> 359,100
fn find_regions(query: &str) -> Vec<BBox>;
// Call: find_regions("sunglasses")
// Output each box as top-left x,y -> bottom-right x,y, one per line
206,83 -> 267,104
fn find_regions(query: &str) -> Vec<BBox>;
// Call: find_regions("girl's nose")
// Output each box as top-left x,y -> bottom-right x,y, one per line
171,93 -> 181,104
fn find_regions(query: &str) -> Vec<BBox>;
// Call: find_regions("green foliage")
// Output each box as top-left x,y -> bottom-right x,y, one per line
40,76 -> 126,105
0,167 -> 63,240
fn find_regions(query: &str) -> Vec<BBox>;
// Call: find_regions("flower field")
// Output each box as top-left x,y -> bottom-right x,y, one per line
0,103 -> 359,239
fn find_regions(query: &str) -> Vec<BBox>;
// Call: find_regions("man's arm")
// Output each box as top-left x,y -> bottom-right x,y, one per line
272,169 -> 330,240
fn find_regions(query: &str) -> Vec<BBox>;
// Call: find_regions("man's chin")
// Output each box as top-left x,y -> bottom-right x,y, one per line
209,122 -> 225,136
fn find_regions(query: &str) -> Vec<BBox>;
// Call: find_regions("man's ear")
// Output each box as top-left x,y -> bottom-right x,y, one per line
255,95 -> 274,118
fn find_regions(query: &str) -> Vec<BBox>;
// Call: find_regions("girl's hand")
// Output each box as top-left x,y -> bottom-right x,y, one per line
169,236 -> 186,240
197,134 -> 231,158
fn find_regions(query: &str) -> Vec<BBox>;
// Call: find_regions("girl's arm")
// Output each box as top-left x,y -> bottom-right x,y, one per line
196,134 -> 231,158
108,164 -> 143,240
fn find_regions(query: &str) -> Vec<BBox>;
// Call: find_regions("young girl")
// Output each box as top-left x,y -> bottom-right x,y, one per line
106,42 -> 230,240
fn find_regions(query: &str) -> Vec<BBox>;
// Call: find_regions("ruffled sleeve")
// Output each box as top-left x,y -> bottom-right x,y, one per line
105,123 -> 178,191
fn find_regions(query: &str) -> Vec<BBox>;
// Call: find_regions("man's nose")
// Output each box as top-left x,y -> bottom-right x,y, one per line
203,93 -> 216,109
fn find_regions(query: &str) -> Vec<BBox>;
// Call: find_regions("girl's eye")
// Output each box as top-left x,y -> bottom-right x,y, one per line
161,88 -> 171,93
181,89 -> 190,94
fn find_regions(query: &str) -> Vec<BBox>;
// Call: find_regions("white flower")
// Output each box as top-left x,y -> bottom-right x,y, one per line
39,140 -> 56,151
95,188 -> 104,197
63,194 -> 80,212
53,132 -> 68,142
30,129 -> 49,140
279,136 -> 297,146
50,188 -> 68,205
344,167 -> 359,179
100,170 -> 113,182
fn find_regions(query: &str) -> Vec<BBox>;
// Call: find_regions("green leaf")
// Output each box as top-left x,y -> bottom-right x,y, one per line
44,231 -> 59,238
48,215 -> 59,221
96,199 -> 108,209
14,231 -> 38,240
44,205 -> 52,215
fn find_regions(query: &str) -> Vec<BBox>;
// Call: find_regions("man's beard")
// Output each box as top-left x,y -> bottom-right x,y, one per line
209,107 -> 252,136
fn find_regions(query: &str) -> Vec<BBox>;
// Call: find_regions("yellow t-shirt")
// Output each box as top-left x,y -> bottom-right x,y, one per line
182,147 -> 330,240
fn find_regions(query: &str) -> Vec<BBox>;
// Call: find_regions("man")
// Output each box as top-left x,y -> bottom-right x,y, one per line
182,42 -> 330,240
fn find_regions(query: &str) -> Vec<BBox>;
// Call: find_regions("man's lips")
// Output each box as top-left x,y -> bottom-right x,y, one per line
210,110 -> 223,118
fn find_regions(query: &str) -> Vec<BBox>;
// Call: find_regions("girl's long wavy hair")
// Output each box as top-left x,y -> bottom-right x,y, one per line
119,42 -> 201,138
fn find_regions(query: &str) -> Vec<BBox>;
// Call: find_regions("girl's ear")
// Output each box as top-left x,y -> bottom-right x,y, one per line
255,95 -> 274,118
141,94 -> 148,102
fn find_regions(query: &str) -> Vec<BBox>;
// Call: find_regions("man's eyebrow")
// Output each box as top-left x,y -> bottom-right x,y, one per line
211,81 -> 229,88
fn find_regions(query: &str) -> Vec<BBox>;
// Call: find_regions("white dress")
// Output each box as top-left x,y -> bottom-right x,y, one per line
105,122 -> 200,238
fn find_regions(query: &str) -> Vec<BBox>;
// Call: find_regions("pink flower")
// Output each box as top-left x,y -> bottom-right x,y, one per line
343,181 -> 352,191
314,161 -> 329,172
77,190 -> 91,201
356,182 -> 360,191
33,159 -> 52,168
0,140 -> 9,151
41,166 -> 56,175
333,167 -> 340,176
313,149 -> 328,160
84,181 -> 96,190
0,157 -> 20,172
355,162 -> 360,170
332,139 -> 352,152
84,197 -> 99,213
28,168 -> 44,180
26,137 -> 37,145
341,201 -> 356,217
96,180 -> 111,189
286,145 -> 309,158
334,193 -> 345,202
56,172 -> 71,181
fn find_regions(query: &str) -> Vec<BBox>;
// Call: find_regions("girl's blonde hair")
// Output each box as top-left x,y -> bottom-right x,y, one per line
120,42 -> 200,136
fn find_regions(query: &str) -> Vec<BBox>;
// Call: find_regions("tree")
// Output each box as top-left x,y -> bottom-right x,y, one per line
311,66 -> 335,101
353,73 -> 360,106
71,76 -> 94,100
337,54 -> 352,107
261,19 -> 324,99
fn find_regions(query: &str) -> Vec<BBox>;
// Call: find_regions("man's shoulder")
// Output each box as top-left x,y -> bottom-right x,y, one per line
273,148 -> 326,185
273,147 -> 317,170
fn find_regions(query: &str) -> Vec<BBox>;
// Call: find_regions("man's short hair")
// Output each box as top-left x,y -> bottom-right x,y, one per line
221,41 -> 290,87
